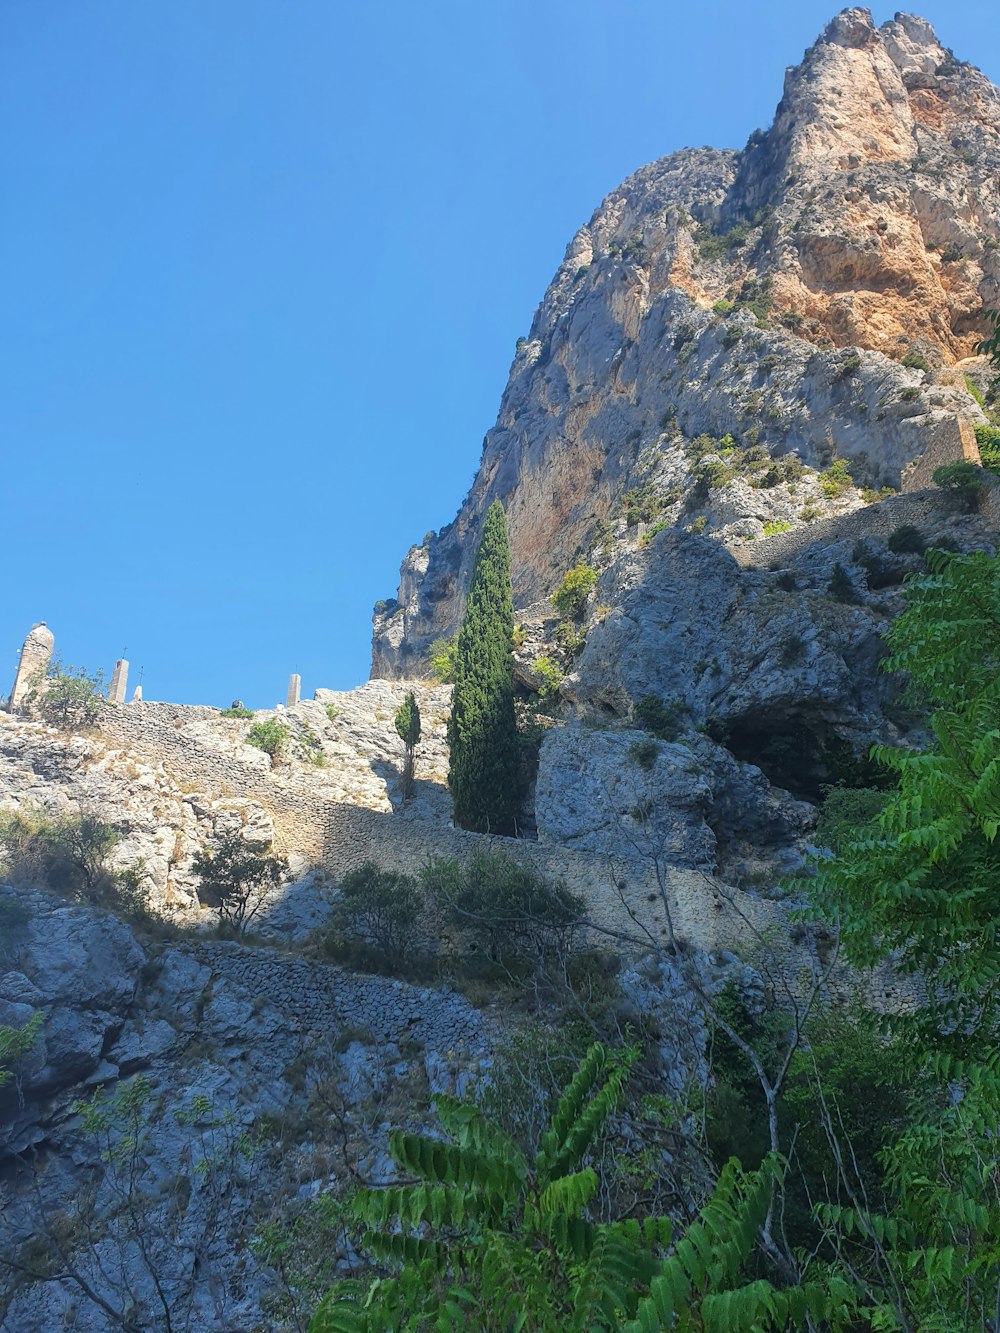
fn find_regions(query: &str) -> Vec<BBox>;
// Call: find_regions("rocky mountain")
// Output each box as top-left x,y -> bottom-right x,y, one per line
373,8 -> 1000,682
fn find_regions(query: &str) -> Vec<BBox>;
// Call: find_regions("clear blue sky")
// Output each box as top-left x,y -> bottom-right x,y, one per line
2,1 -> 997,707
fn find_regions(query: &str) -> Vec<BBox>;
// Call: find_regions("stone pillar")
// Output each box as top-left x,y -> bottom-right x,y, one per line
286,673 -> 301,708
8,622 -> 55,713
132,685 -> 143,702
107,658 -> 129,705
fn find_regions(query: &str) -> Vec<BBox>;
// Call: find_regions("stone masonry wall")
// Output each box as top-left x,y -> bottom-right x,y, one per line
93,702 -> 909,1006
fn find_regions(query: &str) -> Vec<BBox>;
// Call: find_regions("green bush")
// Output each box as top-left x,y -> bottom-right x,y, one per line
887,523 -> 926,555
974,422 -> 1000,473
426,636 -> 458,684
324,703 -> 341,724
898,385 -> 920,401
633,694 -> 683,741
779,634 -> 806,666
422,849 -> 584,965
31,660 -> 105,729
294,727 -> 326,767
761,518 -> 793,537
933,460 -> 983,489
551,564 -> 597,620
0,806 -> 150,917
246,718 -> 290,761
837,351 -> 862,377
329,861 -> 424,971
628,737 -> 660,770
220,705 -> 255,719
192,835 -> 287,934
531,655 -> 563,699
901,350 -> 930,372
827,562 -> 860,604
820,458 -> 854,498
932,461 -> 984,511
0,1012 -> 42,1091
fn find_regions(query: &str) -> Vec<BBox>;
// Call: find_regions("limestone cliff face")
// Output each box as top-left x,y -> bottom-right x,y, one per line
372,9 -> 1000,677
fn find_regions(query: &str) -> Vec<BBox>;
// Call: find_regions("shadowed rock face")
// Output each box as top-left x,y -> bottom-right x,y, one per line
372,9 -> 1000,679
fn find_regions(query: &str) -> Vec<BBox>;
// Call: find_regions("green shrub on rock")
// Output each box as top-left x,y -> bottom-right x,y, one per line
193,835 -> 287,935
330,861 -> 424,971
551,564 -> 597,620
32,660 -> 105,729
633,694 -> 683,741
0,806 -> 149,918
247,718 -> 290,762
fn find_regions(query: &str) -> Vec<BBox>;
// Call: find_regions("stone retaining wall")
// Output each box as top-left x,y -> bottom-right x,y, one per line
96,704 -> 798,969
182,940 -> 493,1054
728,486 -> 988,569
93,702 -> 917,1008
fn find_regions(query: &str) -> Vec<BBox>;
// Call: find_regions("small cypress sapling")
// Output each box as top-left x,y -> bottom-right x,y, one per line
394,691 -> 421,800
827,562 -> 859,604
447,501 -> 520,834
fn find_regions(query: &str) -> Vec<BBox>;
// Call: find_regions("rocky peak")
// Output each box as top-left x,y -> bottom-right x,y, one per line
372,10 -> 1000,680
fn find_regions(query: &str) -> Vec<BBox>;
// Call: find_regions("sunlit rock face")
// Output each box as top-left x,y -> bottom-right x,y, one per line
372,9 -> 1000,679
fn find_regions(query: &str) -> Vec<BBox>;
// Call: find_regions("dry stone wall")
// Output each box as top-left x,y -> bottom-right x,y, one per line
90,702 -> 912,1007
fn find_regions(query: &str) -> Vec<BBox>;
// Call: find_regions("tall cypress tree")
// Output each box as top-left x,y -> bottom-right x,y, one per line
447,500 -> 519,834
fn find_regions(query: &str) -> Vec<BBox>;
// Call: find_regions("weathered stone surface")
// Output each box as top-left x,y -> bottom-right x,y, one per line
536,721 -> 716,868
6,623 -> 54,714
373,10 -> 1000,677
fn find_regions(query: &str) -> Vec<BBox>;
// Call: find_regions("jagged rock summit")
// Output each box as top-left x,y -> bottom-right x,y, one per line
373,9 -> 1000,677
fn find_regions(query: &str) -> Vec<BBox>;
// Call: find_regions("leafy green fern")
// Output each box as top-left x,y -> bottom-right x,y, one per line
310,1044 -> 849,1331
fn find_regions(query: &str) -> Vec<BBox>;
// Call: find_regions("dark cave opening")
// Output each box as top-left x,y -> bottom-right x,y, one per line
711,715 -> 888,804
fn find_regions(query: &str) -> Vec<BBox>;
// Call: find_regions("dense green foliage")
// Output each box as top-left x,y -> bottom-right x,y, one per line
552,564 -> 597,620
447,501 -> 520,833
247,718 -> 290,761
800,548 -> 1000,1328
193,835 -> 287,933
633,694 -> 683,742
394,691 -> 420,752
330,861 -> 422,969
426,636 -> 458,684
310,1044 -> 849,1332
423,848 -> 584,966
0,1012 -> 42,1092
0,806 -> 148,916
810,549 -> 1000,1046
32,659 -> 105,728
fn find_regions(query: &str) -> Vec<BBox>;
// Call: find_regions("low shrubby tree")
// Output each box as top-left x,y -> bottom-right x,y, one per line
329,860 -> 423,971
551,563 -> 597,620
932,459 -> 985,510
31,659 -> 105,729
426,636 -> 458,684
632,694 -> 683,741
193,835 -> 287,934
422,848 -> 584,967
0,1012 -> 42,1092
0,805 -> 149,917
246,718 -> 290,765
